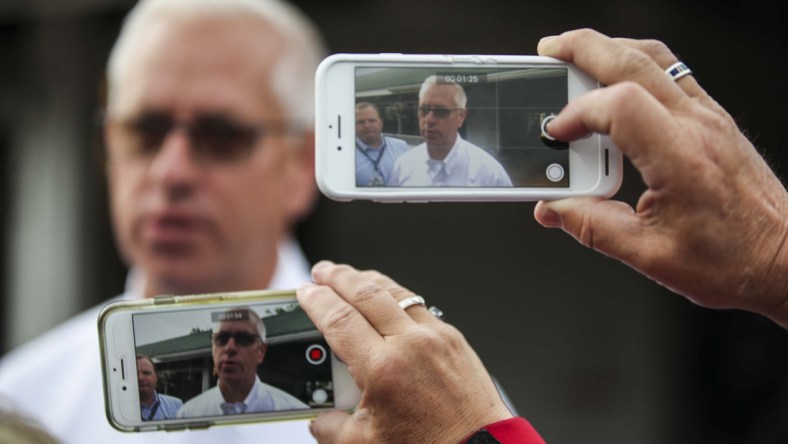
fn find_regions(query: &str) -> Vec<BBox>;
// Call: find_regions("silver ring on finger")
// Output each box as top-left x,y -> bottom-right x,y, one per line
398,295 -> 445,321
665,61 -> 692,81
398,295 -> 426,311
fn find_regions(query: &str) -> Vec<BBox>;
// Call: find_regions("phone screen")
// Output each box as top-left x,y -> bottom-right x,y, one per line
354,66 -> 569,188
131,302 -> 333,421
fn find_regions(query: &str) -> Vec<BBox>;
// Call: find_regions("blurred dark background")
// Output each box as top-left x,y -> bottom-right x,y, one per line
1,0 -> 786,442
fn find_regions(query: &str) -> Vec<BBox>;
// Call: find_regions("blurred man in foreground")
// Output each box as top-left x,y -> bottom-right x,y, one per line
0,0 -> 325,442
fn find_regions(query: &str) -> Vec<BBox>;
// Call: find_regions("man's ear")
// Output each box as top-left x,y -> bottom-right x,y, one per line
104,123 -> 115,181
456,109 -> 468,128
257,342 -> 268,364
285,131 -> 317,222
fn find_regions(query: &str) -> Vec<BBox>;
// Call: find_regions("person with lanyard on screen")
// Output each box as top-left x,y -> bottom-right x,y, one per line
355,102 -> 409,186
137,355 -> 183,421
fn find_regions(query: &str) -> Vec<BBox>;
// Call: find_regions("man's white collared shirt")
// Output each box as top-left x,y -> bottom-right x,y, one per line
177,376 -> 308,418
389,135 -> 512,187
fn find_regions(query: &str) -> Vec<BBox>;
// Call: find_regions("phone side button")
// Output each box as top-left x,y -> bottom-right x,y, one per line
449,55 -> 483,64
182,422 -> 212,431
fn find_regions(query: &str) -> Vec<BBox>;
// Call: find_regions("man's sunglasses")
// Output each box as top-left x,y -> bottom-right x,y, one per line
112,112 -> 292,162
211,331 -> 261,347
417,106 -> 462,119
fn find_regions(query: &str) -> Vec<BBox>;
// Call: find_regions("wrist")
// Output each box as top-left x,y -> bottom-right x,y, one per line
739,187 -> 788,329
758,205 -> 788,329
461,417 -> 545,444
764,227 -> 788,329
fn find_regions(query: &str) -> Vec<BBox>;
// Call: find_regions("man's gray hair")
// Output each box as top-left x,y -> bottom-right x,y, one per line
418,75 -> 468,109
213,307 -> 267,343
106,0 -> 327,130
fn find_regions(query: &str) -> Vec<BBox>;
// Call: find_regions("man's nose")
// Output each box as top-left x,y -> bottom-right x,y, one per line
423,110 -> 438,123
148,129 -> 200,199
224,336 -> 238,351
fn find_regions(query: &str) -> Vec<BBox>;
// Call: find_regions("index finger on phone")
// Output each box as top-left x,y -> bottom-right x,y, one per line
547,82 -> 679,188
538,29 -> 685,106
297,281 -> 383,371
309,262 -> 434,334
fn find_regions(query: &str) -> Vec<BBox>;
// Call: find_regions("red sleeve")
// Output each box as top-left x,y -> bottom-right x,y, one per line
462,417 -> 545,444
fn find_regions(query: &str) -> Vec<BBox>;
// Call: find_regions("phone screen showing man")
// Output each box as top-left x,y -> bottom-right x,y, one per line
354,67 -> 569,188
132,303 -> 333,421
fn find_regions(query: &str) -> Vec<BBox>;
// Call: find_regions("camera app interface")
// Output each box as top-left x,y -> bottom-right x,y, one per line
132,302 -> 333,421
354,66 -> 569,188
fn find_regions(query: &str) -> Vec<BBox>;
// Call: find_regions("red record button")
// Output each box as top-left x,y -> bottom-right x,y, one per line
306,344 -> 327,365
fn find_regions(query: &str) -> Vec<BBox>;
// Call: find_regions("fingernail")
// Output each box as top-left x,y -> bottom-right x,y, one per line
308,420 -> 317,437
544,119 -> 555,140
312,260 -> 333,273
538,35 -> 559,54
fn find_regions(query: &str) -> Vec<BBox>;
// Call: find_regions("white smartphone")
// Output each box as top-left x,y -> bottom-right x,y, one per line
98,290 -> 360,432
315,53 -> 622,201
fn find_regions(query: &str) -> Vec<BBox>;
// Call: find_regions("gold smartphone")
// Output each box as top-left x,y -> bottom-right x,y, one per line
98,289 -> 359,432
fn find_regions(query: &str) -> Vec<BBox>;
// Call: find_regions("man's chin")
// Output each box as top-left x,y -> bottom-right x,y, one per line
142,257 -> 222,296
218,369 -> 245,385
150,239 -> 201,257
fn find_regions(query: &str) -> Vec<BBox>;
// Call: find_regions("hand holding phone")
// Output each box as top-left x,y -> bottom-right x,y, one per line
533,30 -> 788,328
99,290 -> 360,432
315,53 -> 622,201
297,262 -> 516,443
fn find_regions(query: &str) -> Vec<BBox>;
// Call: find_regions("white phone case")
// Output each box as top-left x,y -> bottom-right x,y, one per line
315,53 -> 622,201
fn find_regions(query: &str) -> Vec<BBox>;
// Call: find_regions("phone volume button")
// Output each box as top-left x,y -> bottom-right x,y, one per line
449,55 -> 483,64
153,295 -> 177,305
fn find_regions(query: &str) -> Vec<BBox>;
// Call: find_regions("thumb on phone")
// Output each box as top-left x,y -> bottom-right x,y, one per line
309,410 -> 353,443
534,197 -> 650,267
